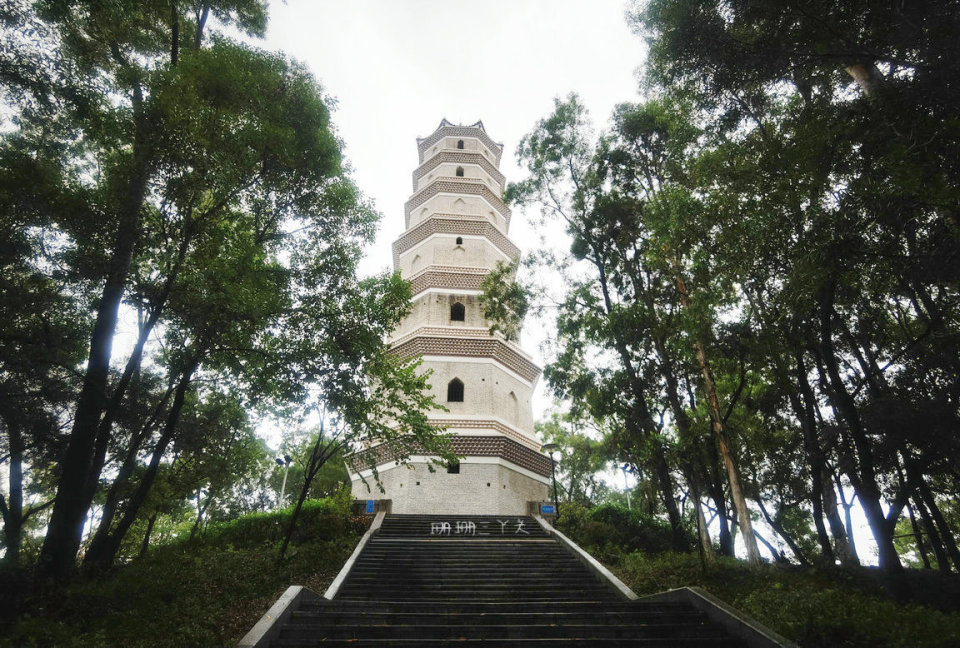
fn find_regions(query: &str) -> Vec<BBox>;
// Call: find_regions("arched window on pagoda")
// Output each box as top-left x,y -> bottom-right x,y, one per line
457,139 -> 464,149
450,302 -> 465,322
455,166 -> 464,177
447,378 -> 464,402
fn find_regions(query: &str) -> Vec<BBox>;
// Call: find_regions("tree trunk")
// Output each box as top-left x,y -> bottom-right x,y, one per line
169,0 -> 180,66
906,499 -> 932,569
39,119 -> 153,580
194,3 -> 210,49
673,269 -> 760,564
821,466 -> 857,565
787,350 -> 834,564
845,61 -> 884,97
913,493 -> 950,571
653,335 -> 702,551
83,356 -> 199,570
752,527 -> 787,563
694,493 -> 714,561
895,462 -> 931,570
85,381 -> 175,562
583,244 -> 687,546
705,447 -> 734,556
696,346 -> 760,564
907,459 -> 960,572
139,512 -> 158,558
757,498 -> 811,566
832,471 -> 861,564
279,435 -> 324,560
81,223 -> 192,522
190,491 -> 211,541
279,428 -> 341,560
652,445 -> 686,550
1,422 -> 24,567
817,279 -> 901,573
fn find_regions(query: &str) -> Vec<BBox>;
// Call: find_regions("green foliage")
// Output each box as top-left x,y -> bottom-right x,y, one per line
1,493 -> 364,648
198,489 -> 357,550
1,0 -> 451,576
512,0 -> 960,574
479,260 -> 530,341
556,501 -> 681,558
535,412 -> 611,505
617,551 -> 960,648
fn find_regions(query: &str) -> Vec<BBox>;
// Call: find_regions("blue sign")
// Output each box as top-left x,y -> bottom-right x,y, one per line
365,500 -> 375,514
540,504 -> 555,514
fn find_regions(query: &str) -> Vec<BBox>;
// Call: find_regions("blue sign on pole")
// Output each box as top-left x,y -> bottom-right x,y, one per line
541,504 -> 555,514
365,500 -> 375,514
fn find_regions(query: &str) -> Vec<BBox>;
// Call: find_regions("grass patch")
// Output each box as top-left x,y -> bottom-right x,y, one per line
2,493 -> 367,648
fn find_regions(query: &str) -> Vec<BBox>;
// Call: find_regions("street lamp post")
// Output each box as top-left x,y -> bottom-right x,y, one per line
540,443 -> 560,521
621,463 -> 631,510
276,454 -> 292,508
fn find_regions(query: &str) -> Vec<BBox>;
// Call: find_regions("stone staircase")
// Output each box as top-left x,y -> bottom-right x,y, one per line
261,514 -> 747,647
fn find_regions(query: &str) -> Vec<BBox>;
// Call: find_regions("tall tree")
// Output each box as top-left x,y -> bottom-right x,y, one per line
1,0 -> 450,579
633,0 -> 960,573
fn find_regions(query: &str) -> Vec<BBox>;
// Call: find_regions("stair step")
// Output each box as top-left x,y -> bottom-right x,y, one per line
288,611 -> 709,625
272,639 -> 741,647
298,600 -> 694,613
279,623 -> 729,641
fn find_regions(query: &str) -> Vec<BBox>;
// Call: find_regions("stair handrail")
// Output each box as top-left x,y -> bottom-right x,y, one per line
323,509 -> 386,600
532,513 -> 639,600
236,585 -> 317,648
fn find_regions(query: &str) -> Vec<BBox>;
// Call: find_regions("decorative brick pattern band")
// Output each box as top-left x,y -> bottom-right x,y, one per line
408,268 -> 489,296
348,435 -> 551,477
391,335 -> 541,383
424,212 -> 488,221
390,326 -> 497,347
392,217 -> 519,266
417,124 -> 503,165
413,151 -> 505,190
428,418 -> 542,451
404,180 -> 511,227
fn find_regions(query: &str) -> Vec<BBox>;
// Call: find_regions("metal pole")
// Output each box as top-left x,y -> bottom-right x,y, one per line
622,464 -> 631,510
540,443 -> 561,520
550,451 -> 560,520
279,458 -> 290,508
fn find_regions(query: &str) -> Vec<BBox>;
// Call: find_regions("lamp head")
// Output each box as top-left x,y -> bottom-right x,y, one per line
540,442 -> 560,456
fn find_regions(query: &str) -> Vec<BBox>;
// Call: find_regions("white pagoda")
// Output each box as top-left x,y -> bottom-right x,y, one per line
348,119 -> 550,515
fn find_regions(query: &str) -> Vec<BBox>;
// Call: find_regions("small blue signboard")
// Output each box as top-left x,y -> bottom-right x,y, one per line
365,499 -> 375,514
540,504 -> 555,514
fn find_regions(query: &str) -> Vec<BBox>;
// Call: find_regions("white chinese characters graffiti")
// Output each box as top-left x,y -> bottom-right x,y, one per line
429,519 -> 531,536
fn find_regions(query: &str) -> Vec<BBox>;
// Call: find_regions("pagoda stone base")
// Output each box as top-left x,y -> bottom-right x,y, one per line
350,459 -> 549,515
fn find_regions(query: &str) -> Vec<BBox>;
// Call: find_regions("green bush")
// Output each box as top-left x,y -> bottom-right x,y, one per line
1,492 -> 364,648
193,488 -> 358,550
615,551 -> 960,648
556,501 -> 683,559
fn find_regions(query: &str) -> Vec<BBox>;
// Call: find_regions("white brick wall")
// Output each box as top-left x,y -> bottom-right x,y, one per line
351,460 -> 549,515
398,234 -> 510,277
416,163 -> 503,193
421,358 -> 535,431
392,293 -> 491,338
409,194 -> 505,231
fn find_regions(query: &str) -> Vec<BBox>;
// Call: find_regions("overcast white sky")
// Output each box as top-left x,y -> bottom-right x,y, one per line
261,0 -> 645,415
